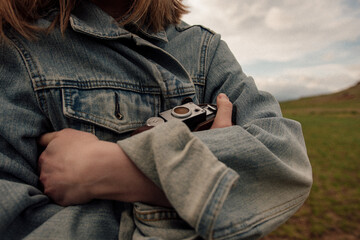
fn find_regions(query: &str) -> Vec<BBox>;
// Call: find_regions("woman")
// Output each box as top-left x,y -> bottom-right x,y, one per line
0,0 -> 312,239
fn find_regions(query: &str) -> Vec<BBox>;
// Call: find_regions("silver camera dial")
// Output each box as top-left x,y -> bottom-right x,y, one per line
146,117 -> 165,127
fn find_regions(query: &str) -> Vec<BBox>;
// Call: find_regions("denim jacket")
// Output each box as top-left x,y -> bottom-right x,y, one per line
0,1 -> 312,239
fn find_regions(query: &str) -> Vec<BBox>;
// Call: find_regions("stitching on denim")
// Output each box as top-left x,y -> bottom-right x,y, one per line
70,17 -> 132,40
62,90 -> 144,133
199,31 -> 213,83
6,31 -> 49,116
63,112 -> 142,134
38,90 -> 49,117
65,108 -> 144,126
33,79 -> 196,98
134,216 -> 180,222
196,169 -> 238,239
134,209 -> 180,222
192,77 -> 206,86
175,24 -> 212,85
162,87 -> 196,98
198,30 -> 215,103
134,208 -> 176,215
63,88 -> 149,125
6,31 -> 43,83
33,79 -> 161,93
175,24 -> 215,35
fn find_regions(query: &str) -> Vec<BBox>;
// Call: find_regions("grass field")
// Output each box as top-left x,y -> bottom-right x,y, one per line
263,83 -> 360,240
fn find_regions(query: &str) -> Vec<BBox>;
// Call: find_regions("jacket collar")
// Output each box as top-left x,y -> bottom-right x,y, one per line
69,0 -> 168,42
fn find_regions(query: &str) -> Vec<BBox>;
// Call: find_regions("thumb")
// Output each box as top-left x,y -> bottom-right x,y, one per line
211,93 -> 233,129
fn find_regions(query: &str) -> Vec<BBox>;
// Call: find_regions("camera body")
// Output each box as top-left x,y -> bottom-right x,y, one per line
146,102 -> 217,131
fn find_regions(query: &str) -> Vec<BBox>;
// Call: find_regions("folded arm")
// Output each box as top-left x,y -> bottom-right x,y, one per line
37,93 -> 234,207
117,38 -> 313,239
33,36 -> 312,239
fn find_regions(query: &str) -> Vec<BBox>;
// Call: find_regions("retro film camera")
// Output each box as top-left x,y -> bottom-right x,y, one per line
132,102 -> 218,135
147,102 -> 217,131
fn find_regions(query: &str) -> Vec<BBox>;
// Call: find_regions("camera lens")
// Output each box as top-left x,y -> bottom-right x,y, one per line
174,107 -> 189,114
171,106 -> 191,118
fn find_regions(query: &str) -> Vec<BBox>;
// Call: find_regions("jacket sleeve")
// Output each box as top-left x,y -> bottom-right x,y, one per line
0,36 -> 119,239
193,36 -> 313,239
117,34 -> 312,239
0,36 -> 51,238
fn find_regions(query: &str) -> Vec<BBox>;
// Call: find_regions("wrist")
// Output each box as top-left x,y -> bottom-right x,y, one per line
87,141 -> 171,207
86,141 -> 126,200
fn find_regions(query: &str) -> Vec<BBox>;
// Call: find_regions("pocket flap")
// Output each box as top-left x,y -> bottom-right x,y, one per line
62,88 -> 160,134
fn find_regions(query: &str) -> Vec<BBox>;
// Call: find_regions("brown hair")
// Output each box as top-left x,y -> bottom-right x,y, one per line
0,0 -> 188,40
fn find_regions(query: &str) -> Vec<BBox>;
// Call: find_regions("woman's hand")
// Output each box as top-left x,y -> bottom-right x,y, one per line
38,129 -> 99,206
38,129 -> 170,207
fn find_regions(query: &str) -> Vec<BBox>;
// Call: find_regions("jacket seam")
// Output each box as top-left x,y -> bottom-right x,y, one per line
198,30 -> 216,102
34,80 -> 196,97
134,208 -> 180,222
5,31 -> 49,117
34,80 -> 161,94
196,169 -> 239,239
199,31 -> 215,81
175,23 -> 215,35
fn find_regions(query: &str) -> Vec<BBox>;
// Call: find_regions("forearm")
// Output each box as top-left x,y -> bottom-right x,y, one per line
39,130 -> 171,207
89,141 -> 171,207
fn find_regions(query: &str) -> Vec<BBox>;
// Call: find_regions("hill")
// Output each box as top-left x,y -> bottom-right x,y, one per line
280,81 -> 360,116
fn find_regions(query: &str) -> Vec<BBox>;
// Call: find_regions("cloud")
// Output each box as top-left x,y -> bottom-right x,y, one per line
182,0 -> 360,100
254,63 -> 360,101
183,0 -> 360,64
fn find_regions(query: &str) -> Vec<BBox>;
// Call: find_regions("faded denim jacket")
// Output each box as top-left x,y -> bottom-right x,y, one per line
0,1 -> 312,239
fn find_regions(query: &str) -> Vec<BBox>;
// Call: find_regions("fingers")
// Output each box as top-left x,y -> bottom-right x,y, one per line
38,128 -> 95,147
38,132 -> 58,147
211,93 -> 233,129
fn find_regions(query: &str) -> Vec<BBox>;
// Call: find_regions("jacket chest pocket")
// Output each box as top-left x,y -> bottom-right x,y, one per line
62,88 -> 161,135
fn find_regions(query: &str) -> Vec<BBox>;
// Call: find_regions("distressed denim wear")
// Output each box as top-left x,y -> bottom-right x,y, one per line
0,1 -> 312,239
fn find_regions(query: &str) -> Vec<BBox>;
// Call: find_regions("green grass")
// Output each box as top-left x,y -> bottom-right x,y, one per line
263,83 -> 360,239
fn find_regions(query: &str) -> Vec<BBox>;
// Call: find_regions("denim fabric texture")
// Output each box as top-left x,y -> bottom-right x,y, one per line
0,1 -> 312,239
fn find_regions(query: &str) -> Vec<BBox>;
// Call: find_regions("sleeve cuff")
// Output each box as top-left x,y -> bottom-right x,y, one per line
117,120 -> 239,234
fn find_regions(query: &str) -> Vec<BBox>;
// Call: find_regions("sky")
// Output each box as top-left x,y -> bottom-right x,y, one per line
182,0 -> 360,101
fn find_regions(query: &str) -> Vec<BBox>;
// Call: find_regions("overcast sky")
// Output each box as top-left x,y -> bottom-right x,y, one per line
183,0 -> 360,101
